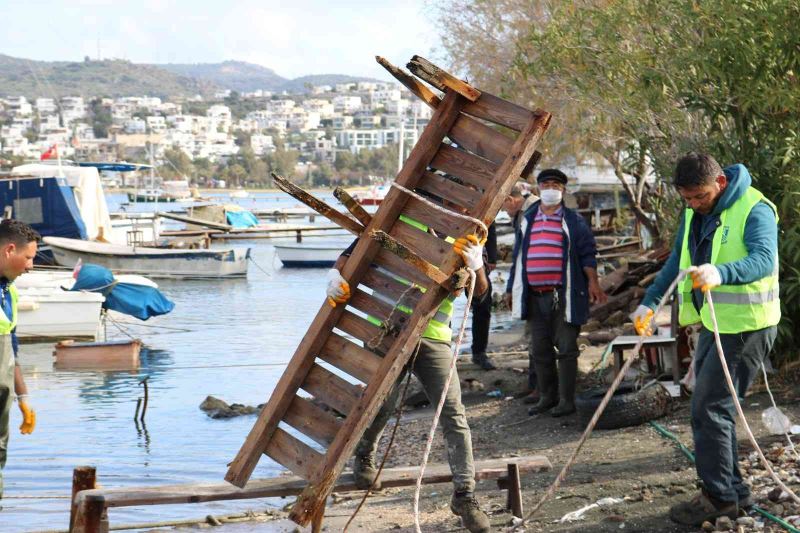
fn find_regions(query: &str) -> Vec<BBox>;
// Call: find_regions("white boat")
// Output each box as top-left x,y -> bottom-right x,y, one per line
274,242 -> 345,268
44,237 -> 250,279
15,272 -> 105,342
229,189 -> 250,199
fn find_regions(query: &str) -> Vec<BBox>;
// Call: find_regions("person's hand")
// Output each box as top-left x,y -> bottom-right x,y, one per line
630,305 -> 655,336
18,397 -> 35,434
504,292 -> 513,311
325,269 -> 350,307
486,263 -> 496,273
588,279 -> 607,304
454,234 -> 484,271
689,264 -> 721,292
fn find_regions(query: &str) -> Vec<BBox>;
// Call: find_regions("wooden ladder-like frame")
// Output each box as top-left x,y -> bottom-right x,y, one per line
225,55 -> 551,528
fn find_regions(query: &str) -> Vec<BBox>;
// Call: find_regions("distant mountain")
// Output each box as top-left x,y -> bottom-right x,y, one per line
0,55 -> 385,99
0,54 -> 215,98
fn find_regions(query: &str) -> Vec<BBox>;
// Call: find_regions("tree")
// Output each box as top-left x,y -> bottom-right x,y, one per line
89,97 -> 112,138
159,145 -> 194,179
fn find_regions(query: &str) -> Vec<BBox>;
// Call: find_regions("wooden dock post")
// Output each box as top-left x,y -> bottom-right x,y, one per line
69,466 -> 96,531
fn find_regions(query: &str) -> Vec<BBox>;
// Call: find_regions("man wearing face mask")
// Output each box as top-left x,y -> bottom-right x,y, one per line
505,169 -> 606,417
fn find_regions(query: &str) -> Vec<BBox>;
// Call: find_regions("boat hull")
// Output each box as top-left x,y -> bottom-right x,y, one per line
16,288 -> 105,342
274,243 -> 344,268
44,237 -> 250,279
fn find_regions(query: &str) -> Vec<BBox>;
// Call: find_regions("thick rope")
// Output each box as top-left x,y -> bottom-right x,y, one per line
390,182 -> 489,244
412,269 -> 477,533
523,269 -> 690,522
705,290 -> 800,505
367,283 -> 421,350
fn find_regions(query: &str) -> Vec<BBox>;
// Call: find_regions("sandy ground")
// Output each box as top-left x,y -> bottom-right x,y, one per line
156,323 -> 800,533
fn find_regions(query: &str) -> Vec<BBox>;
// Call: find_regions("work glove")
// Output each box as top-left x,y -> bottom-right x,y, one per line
689,264 -> 722,292
630,305 -> 655,337
325,268 -> 350,307
453,234 -> 485,271
18,395 -> 36,434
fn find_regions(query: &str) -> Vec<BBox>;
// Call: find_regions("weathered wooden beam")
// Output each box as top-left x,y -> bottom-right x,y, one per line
333,187 -> 373,227
407,55 -> 481,102
70,466 -> 97,532
376,56 -> 440,108
370,229 -> 450,287
272,173 -> 364,236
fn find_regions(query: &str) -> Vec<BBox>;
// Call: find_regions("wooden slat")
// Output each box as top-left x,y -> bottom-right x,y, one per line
318,333 -> 383,384
372,249 -> 432,290
283,396 -> 343,447
463,94 -> 538,133
416,171 -> 482,214
370,230 -> 451,287
401,197 -> 471,239
336,310 -> 395,354
272,174 -> 364,236
348,288 -> 394,323
430,143 -> 497,191
388,220 -> 449,272
449,114 -> 514,165
376,56 -> 440,108
333,187 -> 373,227
407,55 -> 481,102
301,363 -> 363,416
361,264 -> 424,306
265,427 -> 323,480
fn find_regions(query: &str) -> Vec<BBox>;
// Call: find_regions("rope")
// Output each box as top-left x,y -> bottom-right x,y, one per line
343,341 -> 422,532
523,269 -> 690,522
247,255 -> 273,278
760,362 -> 800,459
705,290 -> 800,505
390,182 -> 489,244
412,268 -> 477,533
367,284 -> 420,350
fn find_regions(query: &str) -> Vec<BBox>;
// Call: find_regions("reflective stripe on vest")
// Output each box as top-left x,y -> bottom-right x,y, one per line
677,186 -> 780,333
366,215 -> 454,342
0,283 -> 19,335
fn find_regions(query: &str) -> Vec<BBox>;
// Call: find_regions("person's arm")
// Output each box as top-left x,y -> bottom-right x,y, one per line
583,266 -> 607,304
572,214 -> 607,304
641,215 -> 686,309
506,220 -> 523,294
715,202 -> 778,284
14,363 -> 28,397
485,223 -> 497,270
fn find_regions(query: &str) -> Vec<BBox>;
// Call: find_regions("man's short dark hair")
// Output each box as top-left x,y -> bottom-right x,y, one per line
0,219 -> 41,247
536,168 -> 568,185
673,152 -> 723,188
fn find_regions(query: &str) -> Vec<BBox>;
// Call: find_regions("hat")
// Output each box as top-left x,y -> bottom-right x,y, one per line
536,168 -> 568,185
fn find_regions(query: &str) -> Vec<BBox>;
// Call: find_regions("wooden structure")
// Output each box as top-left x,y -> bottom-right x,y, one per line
225,55 -> 552,528
54,339 -> 142,370
70,456 -> 552,532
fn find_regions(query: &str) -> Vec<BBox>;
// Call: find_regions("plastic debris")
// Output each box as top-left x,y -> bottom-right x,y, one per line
558,497 -> 624,523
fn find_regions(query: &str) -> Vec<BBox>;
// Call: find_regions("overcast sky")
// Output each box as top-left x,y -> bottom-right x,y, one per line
0,0 -> 441,79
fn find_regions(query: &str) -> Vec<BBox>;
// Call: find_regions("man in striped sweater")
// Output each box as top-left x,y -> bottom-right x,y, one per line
505,169 -> 606,417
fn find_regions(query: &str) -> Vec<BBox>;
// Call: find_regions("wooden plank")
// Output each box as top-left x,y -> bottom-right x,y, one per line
376,56 -> 440,108
361,264 -> 424,306
272,173 -> 364,236
388,217 -> 450,270
449,114 -> 514,165
407,55 -> 481,102
75,456 -> 552,509
283,396 -> 343,447
416,171 -> 482,214
401,196 -> 471,238
372,249 -> 432,290
348,287 -> 395,323
265,427 -> 324,480
371,229 -> 451,286
333,187 -> 373,227
301,363 -> 363,416
156,212 -> 232,231
336,310 -> 395,354
430,143 -> 497,191
463,93 -> 539,133
318,333 -> 383,384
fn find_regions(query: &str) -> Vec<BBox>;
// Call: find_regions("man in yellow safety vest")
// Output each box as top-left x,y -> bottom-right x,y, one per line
0,219 -> 38,502
632,153 -> 779,526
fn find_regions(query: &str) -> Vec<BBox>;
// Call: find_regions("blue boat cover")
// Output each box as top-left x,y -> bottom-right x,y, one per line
78,162 -> 151,172
0,177 -> 87,239
226,209 -> 259,228
71,264 -> 175,320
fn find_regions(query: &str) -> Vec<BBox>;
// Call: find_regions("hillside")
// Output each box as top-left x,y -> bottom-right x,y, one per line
0,54 -> 215,98
158,60 -> 286,93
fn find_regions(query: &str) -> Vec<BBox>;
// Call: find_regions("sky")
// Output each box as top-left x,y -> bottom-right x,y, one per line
0,0 -> 442,79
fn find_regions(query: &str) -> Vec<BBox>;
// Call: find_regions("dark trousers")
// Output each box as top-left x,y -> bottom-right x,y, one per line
470,278 -> 492,356
692,325 -> 776,503
527,291 -> 580,386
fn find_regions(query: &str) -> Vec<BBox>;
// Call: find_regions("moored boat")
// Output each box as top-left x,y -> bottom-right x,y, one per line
273,242 -> 345,268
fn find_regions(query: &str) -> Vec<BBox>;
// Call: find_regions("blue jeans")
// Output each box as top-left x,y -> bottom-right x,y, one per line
691,325 -> 776,503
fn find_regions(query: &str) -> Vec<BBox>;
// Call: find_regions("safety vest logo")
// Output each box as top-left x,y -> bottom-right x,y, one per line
721,225 -> 730,244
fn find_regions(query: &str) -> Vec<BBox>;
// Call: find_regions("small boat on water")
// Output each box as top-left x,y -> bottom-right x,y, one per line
16,286 -> 105,342
273,242 -> 345,268
44,237 -> 250,279
354,183 -> 389,206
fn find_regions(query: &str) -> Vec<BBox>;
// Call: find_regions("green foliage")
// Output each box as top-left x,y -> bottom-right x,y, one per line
89,98 -> 112,138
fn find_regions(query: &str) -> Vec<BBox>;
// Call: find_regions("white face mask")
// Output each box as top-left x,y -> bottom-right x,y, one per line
540,189 -> 563,206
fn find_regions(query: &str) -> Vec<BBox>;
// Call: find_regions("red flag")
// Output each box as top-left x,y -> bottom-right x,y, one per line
40,144 -> 58,160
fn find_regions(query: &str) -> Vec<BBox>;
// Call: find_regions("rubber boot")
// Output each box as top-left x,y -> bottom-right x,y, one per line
471,351 -> 496,370
450,491 -> 491,533
353,454 -> 381,490
551,357 -> 577,417
528,361 -> 558,415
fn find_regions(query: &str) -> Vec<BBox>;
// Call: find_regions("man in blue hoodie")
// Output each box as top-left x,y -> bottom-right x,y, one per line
632,153 -> 779,526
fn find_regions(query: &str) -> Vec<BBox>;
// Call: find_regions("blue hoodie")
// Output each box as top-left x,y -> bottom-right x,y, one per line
642,164 -> 778,311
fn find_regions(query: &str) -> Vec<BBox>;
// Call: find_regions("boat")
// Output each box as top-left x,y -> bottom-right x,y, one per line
44,236 -> 250,278
355,182 -> 389,206
128,187 -> 174,202
53,339 -> 142,370
16,286 -> 105,342
274,242 -> 345,268
229,188 -> 250,199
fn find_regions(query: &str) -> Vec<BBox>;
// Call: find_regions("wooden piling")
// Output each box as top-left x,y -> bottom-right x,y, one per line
69,466 -> 97,532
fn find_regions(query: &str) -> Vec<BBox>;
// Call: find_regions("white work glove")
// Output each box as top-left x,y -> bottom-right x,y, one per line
325,268 -> 350,307
689,264 -> 722,292
453,234 -> 485,271
629,305 -> 655,336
